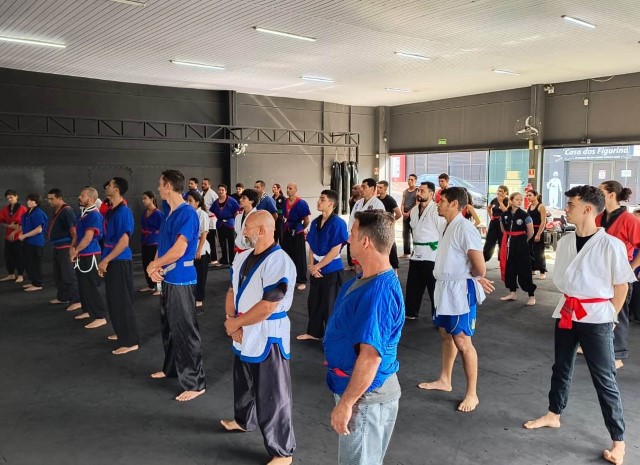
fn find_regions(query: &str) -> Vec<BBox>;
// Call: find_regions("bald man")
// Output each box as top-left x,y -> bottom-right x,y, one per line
281,183 -> 311,290
221,210 -> 296,465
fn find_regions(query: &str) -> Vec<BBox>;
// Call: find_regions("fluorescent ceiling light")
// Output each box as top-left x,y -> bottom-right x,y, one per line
394,51 -> 430,61
253,27 -> 315,42
0,36 -> 66,48
561,15 -> 596,28
269,83 -> 306,91
493,69 -> 520,76
111,0 -> 146,6
385,87 -> 411,93
170,60 -> 225,70
301,75 -> 334,83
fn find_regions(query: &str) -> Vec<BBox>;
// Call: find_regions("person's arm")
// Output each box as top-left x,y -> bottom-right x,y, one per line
331,344 -> 381,435
392,206 -> 402,221
72,230 -> 94,256
498,198 -> 509,212
147,235 -> 188,273
224,299 -> 279,335
196,231 -> 207,259
225,287 -> 235,318
18,225 -> 42,240
486,203 -> 492,216
535,205 -> 546,241
468,205 -> 481,226
500,221 -> 505,233
526,222 -> 534,241
611,283 -> 629,313
302,215 -> 310,229
401,191 -> 409,218
309,243 -> 342,277
468,249 -> 494,293
98,233 -> 130,275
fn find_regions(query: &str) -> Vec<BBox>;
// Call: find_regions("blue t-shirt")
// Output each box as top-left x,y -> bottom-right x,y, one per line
306,214 -> 348,274
103,202 -> 134,261
211,196 -> 240,229
323,270 -> 404,395
158,203 -> 199,285
76,209 -> 103,256
22,207 -> 48,247
284,198 -> 311,234
257,195 -> 277,214
141,208 -> 164,246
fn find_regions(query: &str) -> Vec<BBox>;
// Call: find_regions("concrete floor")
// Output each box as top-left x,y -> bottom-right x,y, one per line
0,256 -> 638,465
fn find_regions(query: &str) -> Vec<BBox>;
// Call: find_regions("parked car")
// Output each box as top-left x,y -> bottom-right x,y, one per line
416,174 -> 487,208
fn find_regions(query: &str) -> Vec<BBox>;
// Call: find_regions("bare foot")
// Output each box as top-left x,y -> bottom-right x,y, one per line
15,276 -> 24,283
22,283 -> 33,288
457,395 -> 479,413
537,273 -> 547,280
296,334 -> 320,341
615,360 -> 624,370
417,380 -> 452,392
267,456 -> 293,465
577,346 -> 583,355
526,297 -> 536,306
175,389 -> 205,402
85,318 -> 107,329
500,293 -> 517,301
220,419 -> 247,432
74,312 -> 90,320
66,302 -> 82,311
523,411 -> 561,429
49,298 -> 69,304
112,345 -> 139,355
153,290 -> 161,296
150,371 -> 166,379
296,284 -> 307,291
196,301 -> 203,308
25,286 -> 43,292
139,287 -> 154,292
107,334 -> 118,341
604,441 -> 625,465
0,274 -> 16,282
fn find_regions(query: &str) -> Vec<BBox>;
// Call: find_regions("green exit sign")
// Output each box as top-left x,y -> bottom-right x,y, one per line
438,138 -> 447,145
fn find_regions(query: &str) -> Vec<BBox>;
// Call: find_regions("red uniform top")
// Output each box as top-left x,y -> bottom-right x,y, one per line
596,209 -> 640,261
0,204 -> 28,241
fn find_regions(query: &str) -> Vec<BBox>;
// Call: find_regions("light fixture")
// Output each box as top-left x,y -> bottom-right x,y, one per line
301,75 -> 334,83
170,60 -> 225,70
394,51 -> 430,61
385,87 -> 411,93
493,69 -> 520,76
253,27 -> 316,42
110,0 -> 146,6
0,36 -> 66,48
561,15 -> 596,28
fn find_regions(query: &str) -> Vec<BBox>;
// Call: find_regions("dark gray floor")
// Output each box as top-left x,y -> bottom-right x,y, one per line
1,257 -> 639,465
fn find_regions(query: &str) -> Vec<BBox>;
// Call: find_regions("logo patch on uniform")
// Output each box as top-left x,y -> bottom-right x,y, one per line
471,318 -> 476,330
516,219 -> 523,225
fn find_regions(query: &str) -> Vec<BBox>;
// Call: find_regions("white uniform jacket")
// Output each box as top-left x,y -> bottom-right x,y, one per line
348,196 -> 385,231
234,208 -> 257,251
409,201 -> 446,262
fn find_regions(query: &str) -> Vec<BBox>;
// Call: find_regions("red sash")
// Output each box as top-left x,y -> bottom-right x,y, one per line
559,295 -> 609,329
499,231 -> 526,281
234,246 -> 247,254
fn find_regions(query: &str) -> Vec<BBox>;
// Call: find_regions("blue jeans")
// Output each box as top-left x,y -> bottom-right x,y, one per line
334,394 -> 399,465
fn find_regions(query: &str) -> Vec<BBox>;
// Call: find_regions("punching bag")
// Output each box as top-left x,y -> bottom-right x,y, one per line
341,161 -> 350,214
348,161 -> 359,190
330,161 -> 342,214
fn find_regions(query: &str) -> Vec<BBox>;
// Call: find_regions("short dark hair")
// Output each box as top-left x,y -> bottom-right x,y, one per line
111,177 -> 129,195
601,180 -> 632,203
362,178 -> 377,189
377,180 -> 389,188
189,177 -> 199,185
565,185 -> 605,213
354,210 -> 395,254
143,190 -> 157,207
438,173 -> 450,181
235,183 -> 244,189
440,187 -> 467,210
26,192 -> 41,205
321,189 -> 339,207
254,180 -> 266,188
161,169 -> 185,193
218,184 -> 228,191
103,180 -> 110,190
187,191 -> 206,210
408,174 -> 417,180
48,188 -> 63,198
4,189 -> 17,197
203,178 -> 210,183
421,181 -> 436,192
240,188 -> 259,207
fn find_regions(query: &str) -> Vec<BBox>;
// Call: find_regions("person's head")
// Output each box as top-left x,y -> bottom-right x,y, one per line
564,185 -> 605,226
26,192 -> 41,208
235,183 -> 244,195
142,191 -> 157,208
497,185 -> 509,198
218,184 -> 228,198
318,189 -> 339,213
78,187 -> 98,208
47,188 -> 64,208
107,177 -> 128,198
526,189 -> 540,205
243,210 -> 275,249
407,174 -> 417,188
437,187 -> 467,219
376,180 -> 389,197
4,189 -> 18,205
438,173 -> 450,189
510,192 -> 523,209
349,211 -> 395,260
159,169 -> 185,200
187,191 -> 205,211
599,180 -> 632,207
351,184 -> 362,198
272,183 -> 282,196
361,178 -> 377,200
253,180 -> 266,196
188,178 -> 199,191
416,181 -> 435,203
286,183 -> 298,198
239,188 -> 259,211
634,208 -> 640,220
201,178 -> 211,192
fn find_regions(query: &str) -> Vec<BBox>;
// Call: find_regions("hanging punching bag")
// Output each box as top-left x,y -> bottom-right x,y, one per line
331,161 -> 342,214
341,161 -> 350,214
348,161 -> 359,190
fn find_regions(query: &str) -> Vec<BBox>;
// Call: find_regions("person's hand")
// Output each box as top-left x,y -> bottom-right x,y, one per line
308,264 -> 323,278
8,230 -> 17,241
17,234 -> 25,241
224,317 -> 240,336
69,248 -> 78,262
230,328 -> 243,343
97,259 -> 109,277
146,261 -> 164,283
331,401 -> 352,435
402,212 -> 409,219
477,277 -> 495,294
534,234 -> 541,243
196,251 -> 202,260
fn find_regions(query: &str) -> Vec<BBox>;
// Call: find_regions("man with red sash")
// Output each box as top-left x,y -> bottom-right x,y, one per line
524,185 -> 634,465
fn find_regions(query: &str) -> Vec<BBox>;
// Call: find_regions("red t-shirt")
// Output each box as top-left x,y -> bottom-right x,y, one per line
596,209 -> 640,261
0,204 -> 28,241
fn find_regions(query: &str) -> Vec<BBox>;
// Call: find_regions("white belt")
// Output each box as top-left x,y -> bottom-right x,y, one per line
313,253 -> 342,262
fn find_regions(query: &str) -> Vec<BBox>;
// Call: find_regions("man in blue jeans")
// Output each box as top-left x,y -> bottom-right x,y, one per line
524,185 -> 634,465
323,210 -> 404,465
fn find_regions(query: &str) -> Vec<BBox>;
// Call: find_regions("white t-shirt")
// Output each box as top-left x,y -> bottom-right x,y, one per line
196,208 -> 211,255
202,188 -> 218,230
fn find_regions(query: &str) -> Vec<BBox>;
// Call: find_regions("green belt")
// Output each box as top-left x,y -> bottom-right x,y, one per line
414,241 -> 438,251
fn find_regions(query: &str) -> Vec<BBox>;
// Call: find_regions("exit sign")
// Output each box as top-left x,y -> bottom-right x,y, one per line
437,138 -> 447,145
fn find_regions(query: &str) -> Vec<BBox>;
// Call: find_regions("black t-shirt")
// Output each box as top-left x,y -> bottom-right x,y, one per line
240,243 -> 287,302
576,233 -> 595,253
379,195 -> 398,214
490,198 -> 508,218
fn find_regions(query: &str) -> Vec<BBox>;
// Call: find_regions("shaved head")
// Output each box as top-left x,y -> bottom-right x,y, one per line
247,210 -> 275,231
243,210 -> 276,249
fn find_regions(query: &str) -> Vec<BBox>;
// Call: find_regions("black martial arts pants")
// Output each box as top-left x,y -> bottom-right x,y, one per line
483,220 -> 502,261
405,259 -> 436,318
195,252 -> 209,302
549,320 -> 624,441
307,270 -> 344,338
52,247 -> 79,303
402,216 -> 412,256
234,344 -> 296,458
613,285 -> 632,360
4,239 -> 24,275
141,244 -> 157,290
629,281 -> 640,321
346,244 -> 354,267
281,232 -> 307,284
206,229 -> 218,261
160,283 -> 206,391
218,226 -> 235,265
105,260 -> 139,347
75,255 -> 108,320
389,243 -> 399,270
529,234 -> 547,274
505,237 -> 536,296
23,243 -> 43,287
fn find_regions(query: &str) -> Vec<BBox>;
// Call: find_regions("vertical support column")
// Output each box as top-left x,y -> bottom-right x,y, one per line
374,106 -> 391,180
530,84 -> 546,191
227,91 -> 238,186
